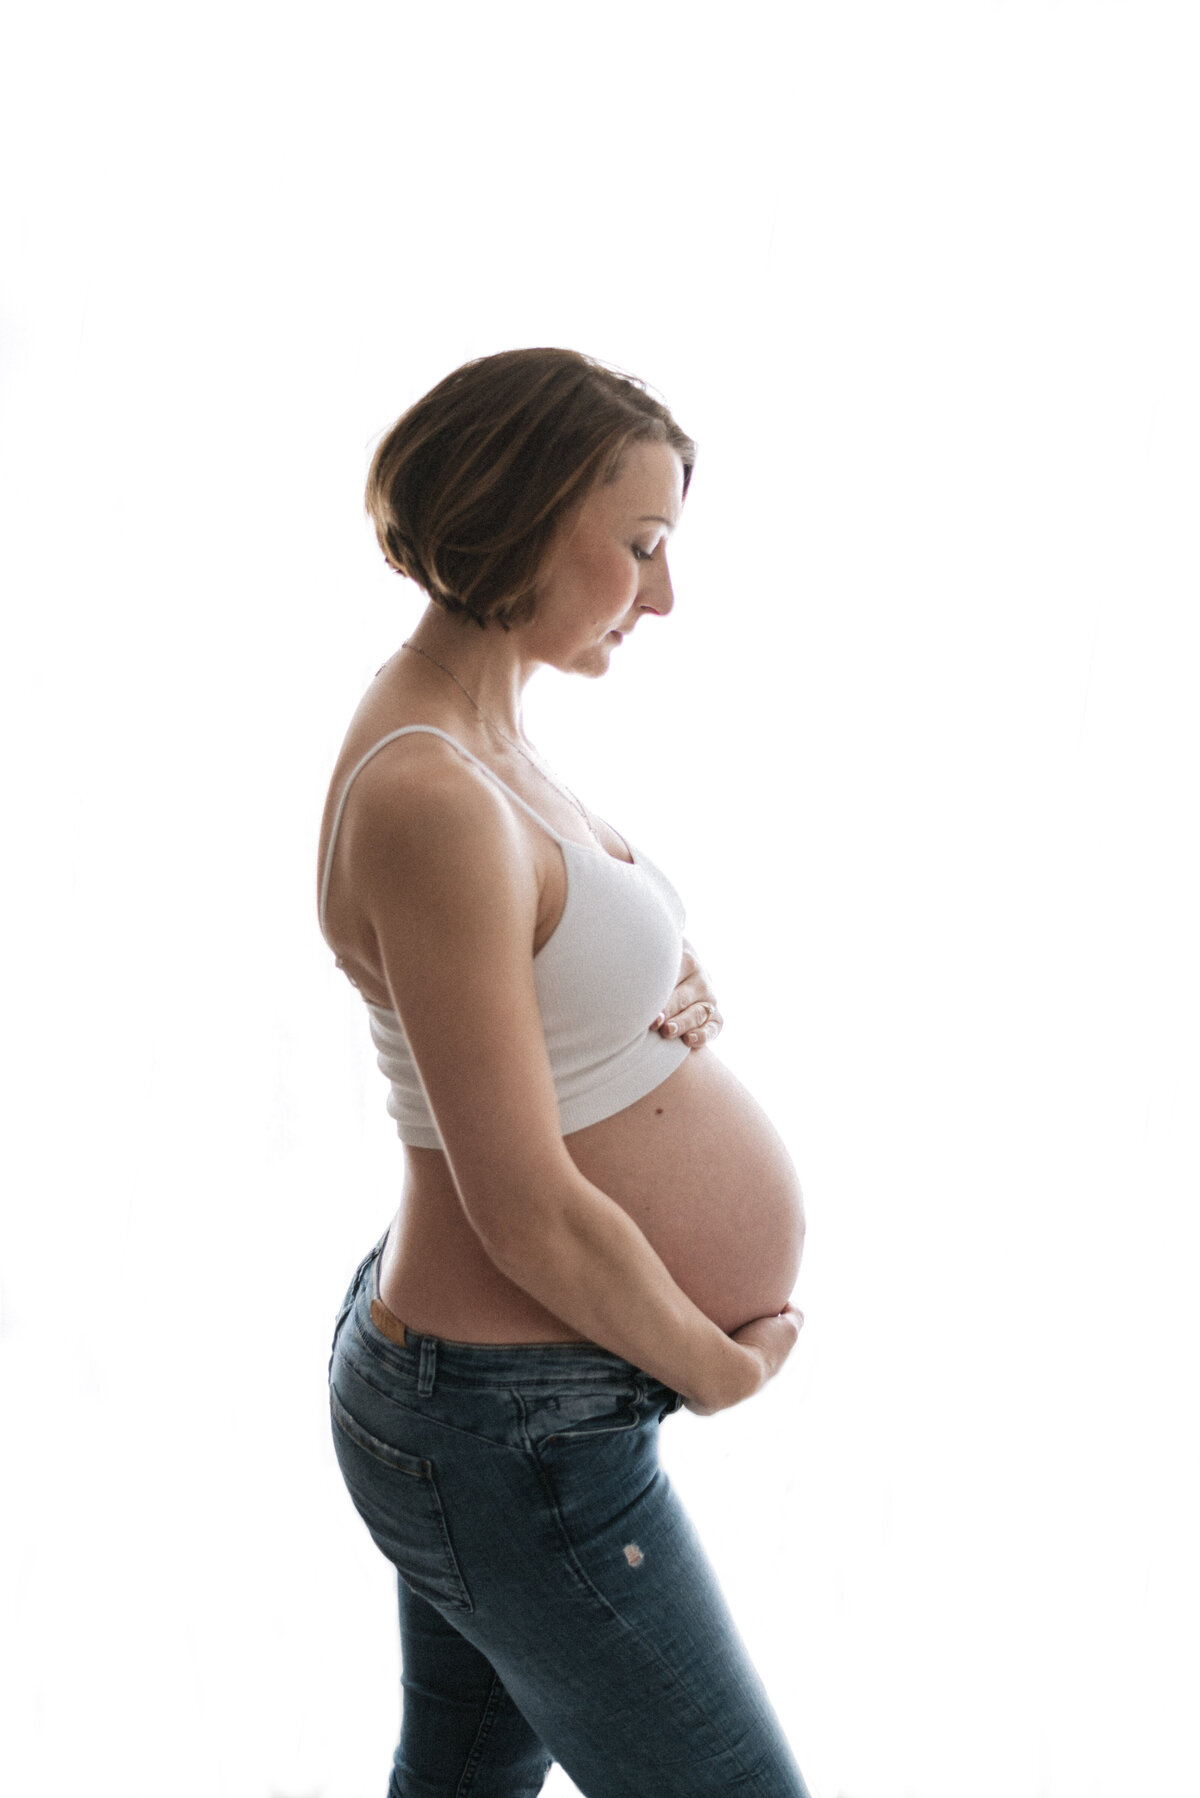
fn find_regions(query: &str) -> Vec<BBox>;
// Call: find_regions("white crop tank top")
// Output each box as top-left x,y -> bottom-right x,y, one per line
319,726 -> 691,1149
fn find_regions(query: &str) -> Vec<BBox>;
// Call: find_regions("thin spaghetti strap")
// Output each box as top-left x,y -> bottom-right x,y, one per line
318,724 -> 565,940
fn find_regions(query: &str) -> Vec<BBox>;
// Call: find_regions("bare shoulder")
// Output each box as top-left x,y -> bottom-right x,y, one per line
334,728 -> 539,938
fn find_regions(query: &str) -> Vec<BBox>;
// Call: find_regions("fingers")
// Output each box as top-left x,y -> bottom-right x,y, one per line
681,1000 -> 721,1048
652,998 -> 723,1049
731,1307 -> 804,1382
652,943 -> 723,1049
758,1316 -> 801,1382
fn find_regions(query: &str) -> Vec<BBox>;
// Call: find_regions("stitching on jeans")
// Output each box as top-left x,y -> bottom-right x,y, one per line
454,1670 -> 505,1796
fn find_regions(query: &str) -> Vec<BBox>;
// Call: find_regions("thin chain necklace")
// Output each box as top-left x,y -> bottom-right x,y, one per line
399,640 -> 603,845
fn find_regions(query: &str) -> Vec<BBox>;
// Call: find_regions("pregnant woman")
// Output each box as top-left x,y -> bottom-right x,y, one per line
319,348 -> 811,1797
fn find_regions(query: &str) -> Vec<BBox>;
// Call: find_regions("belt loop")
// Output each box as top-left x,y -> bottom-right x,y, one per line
357,1230 -> 389,1302
417,1335 -> 437,1398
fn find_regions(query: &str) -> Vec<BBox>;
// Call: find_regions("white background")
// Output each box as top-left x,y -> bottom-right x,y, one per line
3,4 -> 1198,1796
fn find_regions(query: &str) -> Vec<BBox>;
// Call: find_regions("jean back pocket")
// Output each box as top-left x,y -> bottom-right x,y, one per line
329,1386 -> 473,1614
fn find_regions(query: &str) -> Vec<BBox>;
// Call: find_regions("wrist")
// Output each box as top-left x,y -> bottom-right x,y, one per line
697,1338 -> 763,1413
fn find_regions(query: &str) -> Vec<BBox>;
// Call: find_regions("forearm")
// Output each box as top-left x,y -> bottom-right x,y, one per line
480,1171 -> 762,1410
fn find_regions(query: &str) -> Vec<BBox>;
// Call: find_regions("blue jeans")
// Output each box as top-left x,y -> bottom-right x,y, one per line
329,1236 -> 811,1798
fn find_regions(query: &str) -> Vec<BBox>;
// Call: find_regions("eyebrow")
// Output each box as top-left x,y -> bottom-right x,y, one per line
638,514 -> 678,530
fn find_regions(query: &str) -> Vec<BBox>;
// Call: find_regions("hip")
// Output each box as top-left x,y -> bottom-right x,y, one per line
329,1236 -> 682,1453
328,1235 -> 685,1613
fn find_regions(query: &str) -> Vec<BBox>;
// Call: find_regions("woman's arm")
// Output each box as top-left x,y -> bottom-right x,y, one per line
347,742 -> 798,1413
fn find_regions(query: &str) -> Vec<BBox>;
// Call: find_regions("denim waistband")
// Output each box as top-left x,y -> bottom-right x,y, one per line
342,1231 -> 669,1396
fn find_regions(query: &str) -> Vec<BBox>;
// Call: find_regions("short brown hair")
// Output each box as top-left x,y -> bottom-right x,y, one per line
365,348 -> 696,629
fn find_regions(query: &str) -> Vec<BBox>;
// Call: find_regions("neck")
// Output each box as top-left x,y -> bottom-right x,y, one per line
401,604 -> 534,737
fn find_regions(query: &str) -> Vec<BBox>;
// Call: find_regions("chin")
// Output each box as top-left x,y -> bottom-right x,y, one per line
563,643 -> 614,679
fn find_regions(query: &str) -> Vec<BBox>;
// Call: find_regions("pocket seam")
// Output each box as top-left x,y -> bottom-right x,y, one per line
330,1387 -> 430,1478
532,1377 -> 645,1444
329,1388 -> 474,1614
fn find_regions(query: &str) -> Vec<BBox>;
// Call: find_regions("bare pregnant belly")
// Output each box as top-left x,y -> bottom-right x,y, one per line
566,1051 -> 804,1332
378,1051 -> 805,1343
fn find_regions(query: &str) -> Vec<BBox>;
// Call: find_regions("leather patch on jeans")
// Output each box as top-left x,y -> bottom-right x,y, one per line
370,1296 -> 409,1347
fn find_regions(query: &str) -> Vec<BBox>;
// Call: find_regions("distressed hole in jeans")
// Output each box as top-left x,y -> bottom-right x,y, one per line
623,1543 -> 644,1568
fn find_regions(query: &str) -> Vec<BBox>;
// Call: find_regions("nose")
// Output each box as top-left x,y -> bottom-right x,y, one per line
639,552 -> 675,618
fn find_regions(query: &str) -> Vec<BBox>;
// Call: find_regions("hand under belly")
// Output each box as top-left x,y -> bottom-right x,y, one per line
564,1051 -> 806,1334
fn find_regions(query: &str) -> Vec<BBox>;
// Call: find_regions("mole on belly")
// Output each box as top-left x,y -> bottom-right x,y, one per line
655,1108 -> 664,1116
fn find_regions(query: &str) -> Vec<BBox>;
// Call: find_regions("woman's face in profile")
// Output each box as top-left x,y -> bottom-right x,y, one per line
528,440 -> 684,678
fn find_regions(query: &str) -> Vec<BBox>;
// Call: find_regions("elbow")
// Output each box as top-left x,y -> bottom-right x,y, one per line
473,1209 -> 539,1280
481,1204 -> 581,1288
455,1158 -> 580,1280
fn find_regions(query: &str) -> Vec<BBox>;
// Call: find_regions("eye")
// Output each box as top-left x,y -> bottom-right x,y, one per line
631,544 -> 655,563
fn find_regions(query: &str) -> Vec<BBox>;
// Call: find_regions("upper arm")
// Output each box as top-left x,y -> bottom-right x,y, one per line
346,746 -> 573,1251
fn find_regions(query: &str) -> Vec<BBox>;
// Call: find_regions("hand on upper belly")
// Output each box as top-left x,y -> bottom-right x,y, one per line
651,940 -> 724,1052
